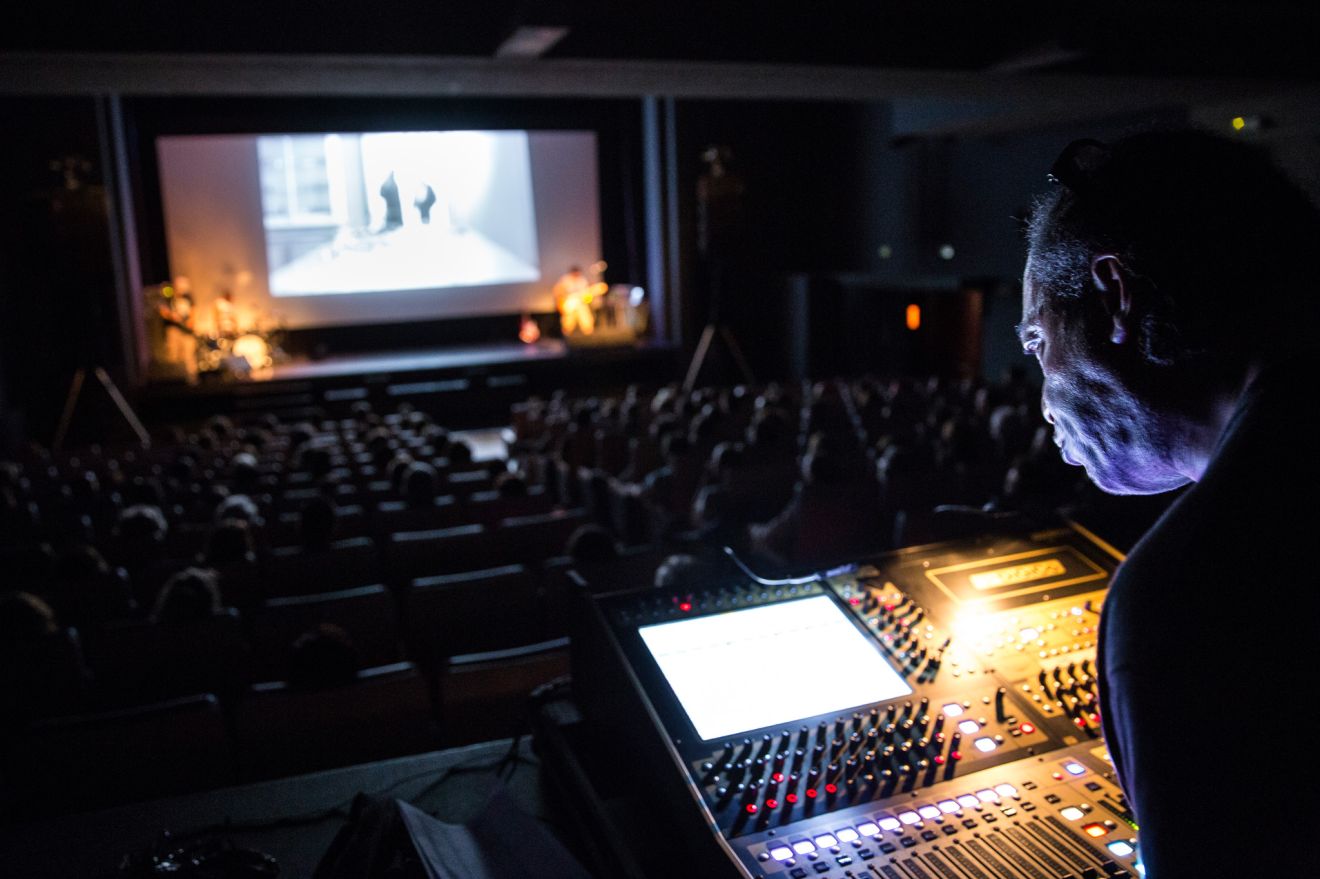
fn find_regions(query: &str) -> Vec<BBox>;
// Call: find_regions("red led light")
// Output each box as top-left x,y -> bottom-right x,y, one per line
771,772 -> 784,783
950,750 -> 962,761
765,798 -> 778,809
1019,722 -> 1036,735
745,803 -> 758,815
805,788 -> 818,799
1074,717 -> 1086,728
786,793 -> 798,804
884,604 -> 895,611
1082,823 -> 1109,838
934,755 -> 945,765
679,602 -> 692,612
825,783 -> 838,795
850,596 -> 861,605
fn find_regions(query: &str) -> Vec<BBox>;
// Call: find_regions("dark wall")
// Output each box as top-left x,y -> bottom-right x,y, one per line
934,111 -> 1188,381
0,97 -> 121,449
673,99 -> 886,380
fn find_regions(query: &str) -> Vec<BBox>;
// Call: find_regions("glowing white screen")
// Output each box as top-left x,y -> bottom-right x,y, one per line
638,595 -> 912,741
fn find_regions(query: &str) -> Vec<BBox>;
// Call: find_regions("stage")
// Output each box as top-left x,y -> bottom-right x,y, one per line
137,339 -> 678,428
264,340 -> 569,382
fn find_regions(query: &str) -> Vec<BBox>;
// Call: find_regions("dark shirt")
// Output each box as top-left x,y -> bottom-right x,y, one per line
1098,355 -> 1319,878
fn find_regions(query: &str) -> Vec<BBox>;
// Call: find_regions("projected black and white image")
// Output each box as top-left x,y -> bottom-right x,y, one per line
257,131 -> 541,297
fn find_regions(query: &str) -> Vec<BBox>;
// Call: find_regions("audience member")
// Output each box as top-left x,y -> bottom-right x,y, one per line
0,590 -> 60,641
151,567 -> 222,624
287,623 -> 361,690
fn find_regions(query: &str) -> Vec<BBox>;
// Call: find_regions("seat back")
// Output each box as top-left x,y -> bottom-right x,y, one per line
0,628 -> 91,722
496,509 -> 588,564
387,524 -> 493,583
440,638 -> 569,746
235,662 -> 435,780
267,504 -> 369,547
84,611 -> 249,705
251,584 -> 400,680
372,496 -> 462,536
406,564 -> 541,665
7,693 -> 232,817
266,536 -> 379,596
462,487 -> 554,526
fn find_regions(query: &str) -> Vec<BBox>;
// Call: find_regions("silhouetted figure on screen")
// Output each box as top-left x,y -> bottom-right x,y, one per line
1021,130 -> 1320,877
413,183 -> 436,224
379,172 -> 403,231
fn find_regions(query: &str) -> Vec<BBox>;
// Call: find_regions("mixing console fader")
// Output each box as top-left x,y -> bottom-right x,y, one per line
573,523 -> 1136,878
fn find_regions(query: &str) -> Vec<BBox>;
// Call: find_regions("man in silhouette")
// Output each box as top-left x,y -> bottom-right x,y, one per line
1020,130 -> 1319,877
379,171 -> 403,231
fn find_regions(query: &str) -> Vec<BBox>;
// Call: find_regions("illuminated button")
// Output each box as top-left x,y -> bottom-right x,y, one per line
1082,822 -> 1109,838
994,783 -> 1018,798
1019,722 -> 1036,735
835,828 -> 859,843
937,800 -> 960,814
770,846 -> 794,861
958,719 -> 981,735
898,811 -> 921,825
1064,761 -> 1087,776
878,817 -> 902,832
975,789 -> 999,803
857,822 -> 881,836
793,841 -> 816,855
1019,627 -> 1040,641
956,795 -> 980,809
814,834 -> 837,848
973,737 -> 998,753
1060,806 -> 1086,821
917,805 -> 941,820
1108,841 -> 1136,857
942,703 -> 964,718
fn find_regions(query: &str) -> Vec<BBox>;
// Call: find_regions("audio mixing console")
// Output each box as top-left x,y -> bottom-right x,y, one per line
573,523 -> 1138,878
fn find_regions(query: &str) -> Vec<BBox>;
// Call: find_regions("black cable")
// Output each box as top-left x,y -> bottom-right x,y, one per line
721,545 -> 857,585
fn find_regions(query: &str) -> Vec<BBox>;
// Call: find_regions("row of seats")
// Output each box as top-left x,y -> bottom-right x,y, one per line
5,556 -> 591,717
2,638 -> 568,819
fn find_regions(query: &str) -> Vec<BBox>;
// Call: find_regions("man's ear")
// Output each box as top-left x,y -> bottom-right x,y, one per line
1091,254 -> 1133,345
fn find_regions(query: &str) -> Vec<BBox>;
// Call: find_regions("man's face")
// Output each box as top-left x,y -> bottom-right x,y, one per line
1019,257 -> 1188,495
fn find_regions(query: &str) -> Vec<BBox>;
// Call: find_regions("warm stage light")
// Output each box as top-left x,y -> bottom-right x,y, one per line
905,304 -> 921,331
518,315 -> 541,344
1231,116 -> 1246,131
231,334 -> 270,370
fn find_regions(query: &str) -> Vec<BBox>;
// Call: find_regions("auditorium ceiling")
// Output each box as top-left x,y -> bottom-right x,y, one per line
5,1 -> 1320,80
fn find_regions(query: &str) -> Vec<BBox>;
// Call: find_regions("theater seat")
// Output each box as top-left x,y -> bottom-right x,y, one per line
405,564 -> 541,667
235,661 -> 436,780
372,496 -> 462,535
266,536 -> 379,596
444,469 -> 494,498
387,524 -> 493,583
5,693 -> 233,817
266,504 -> 369,547
84,611 -> 249,705
0,627 -> 92,723
462,487 -> 555,526
439,637 -> 569,746
496,508 -> 588,564
250,584 -> 401,681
